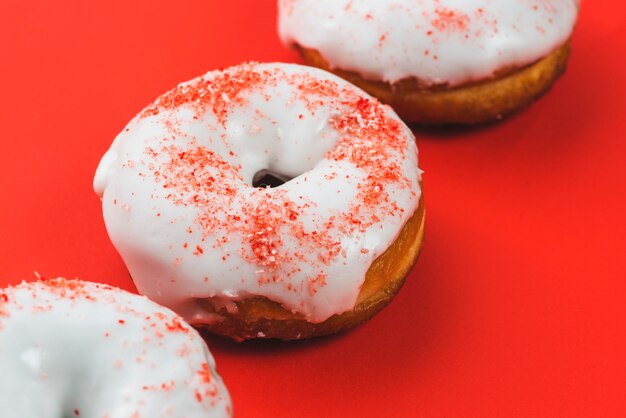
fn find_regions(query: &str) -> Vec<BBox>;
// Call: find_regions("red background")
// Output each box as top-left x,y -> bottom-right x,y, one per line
1,1 -> 625,417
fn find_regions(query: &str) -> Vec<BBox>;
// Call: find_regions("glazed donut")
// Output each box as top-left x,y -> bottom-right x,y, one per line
278,0 -> 579,124
0,278 -> 232,417
94,62 -> 424,340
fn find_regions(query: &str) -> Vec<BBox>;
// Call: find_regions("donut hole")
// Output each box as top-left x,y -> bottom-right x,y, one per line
252,169 -> 293,188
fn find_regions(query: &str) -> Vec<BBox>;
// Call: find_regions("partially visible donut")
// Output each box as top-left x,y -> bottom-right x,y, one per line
94,62 -> 424,340
279,0 -> 579,124
0,278 -> 232,417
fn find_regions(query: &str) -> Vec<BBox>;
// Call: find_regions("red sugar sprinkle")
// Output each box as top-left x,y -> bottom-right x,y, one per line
326,95 -> 410,232
294,77 -> 340,112
431,8 -> 470,32
165,317 -> 189,333
198,362 -> 212,383
74,409 -> 80,416
152,144 -> 241,206
118,319 -> 126,325
0,294 -> 22,318
161,381 -> 175,390
533,0 -> 557,13
37,278 -> 104,301
142,64 -> 270,126
238,190 -> 299,270
308,273 -> 327,296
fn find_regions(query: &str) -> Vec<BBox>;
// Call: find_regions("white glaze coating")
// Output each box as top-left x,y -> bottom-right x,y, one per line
0,279 -> 232,418
279,0 -> 579,86
94,63 -> 422,324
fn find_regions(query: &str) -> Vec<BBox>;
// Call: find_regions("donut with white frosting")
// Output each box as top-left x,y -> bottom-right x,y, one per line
0,278 -> 232,417
279,0 -> 580,124
94,62 -> 424,340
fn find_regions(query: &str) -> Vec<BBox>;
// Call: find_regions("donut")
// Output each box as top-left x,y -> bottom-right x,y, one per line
0,278 -> 232,417
94,62 -> 424,341
278,0 -> 580,124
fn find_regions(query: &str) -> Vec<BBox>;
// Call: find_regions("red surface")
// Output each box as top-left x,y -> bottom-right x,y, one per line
0,1 -> 625,417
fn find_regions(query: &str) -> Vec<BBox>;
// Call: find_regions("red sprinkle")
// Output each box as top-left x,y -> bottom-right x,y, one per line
198,362 -> 212,383
308,273 -> 327,296
431,8 -> 470,32
36,277 -> 105,301
142,64 -> 269,126
165,317 -> 189,333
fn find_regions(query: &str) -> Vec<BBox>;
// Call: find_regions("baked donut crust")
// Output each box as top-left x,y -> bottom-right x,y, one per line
297,42 -> 571,125
96,63 -> 424,341
197,193 -> 425,341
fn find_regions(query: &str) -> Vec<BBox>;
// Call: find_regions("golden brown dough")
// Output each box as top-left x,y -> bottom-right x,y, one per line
297,43 -> 571,125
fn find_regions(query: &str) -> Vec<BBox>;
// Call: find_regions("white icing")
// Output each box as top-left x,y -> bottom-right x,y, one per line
0,279 -> 232,418
278,0 -> 579,86
94,63 -> 422,324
